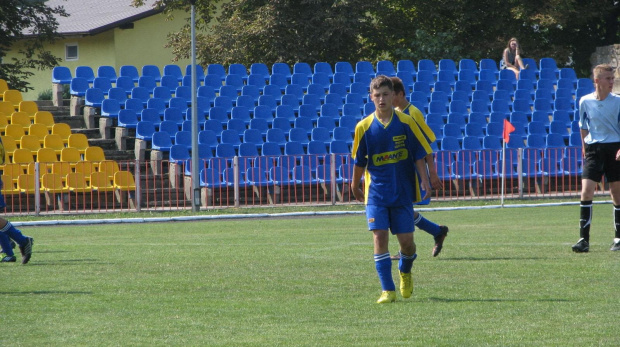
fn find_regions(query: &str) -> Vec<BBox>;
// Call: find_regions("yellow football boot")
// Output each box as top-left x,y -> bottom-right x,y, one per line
376,290 -> 396,303
399,271 -> 413,298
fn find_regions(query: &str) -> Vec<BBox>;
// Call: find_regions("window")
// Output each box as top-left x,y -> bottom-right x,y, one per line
65,44 -> 78,61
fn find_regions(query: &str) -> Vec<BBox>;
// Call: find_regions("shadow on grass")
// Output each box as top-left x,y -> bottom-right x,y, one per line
0,291 -> 92,295
427,297 -> 572,302
27,259 -> 111,266
440,257 -> 549,261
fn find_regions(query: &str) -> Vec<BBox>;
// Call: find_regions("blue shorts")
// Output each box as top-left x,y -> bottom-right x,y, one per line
365,204 -> 414,234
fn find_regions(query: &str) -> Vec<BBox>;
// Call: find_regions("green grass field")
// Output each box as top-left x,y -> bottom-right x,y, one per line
1,204 -> 619,346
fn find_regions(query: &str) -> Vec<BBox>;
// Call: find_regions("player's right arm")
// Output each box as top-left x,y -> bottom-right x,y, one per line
351,165 -> 365,203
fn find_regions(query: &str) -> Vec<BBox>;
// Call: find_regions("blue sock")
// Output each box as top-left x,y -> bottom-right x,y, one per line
1,222 -> 27,245
374,253 -> 395,291
415,213 -> 441,237
398,252 -> 417,273
0,231 -> 14,256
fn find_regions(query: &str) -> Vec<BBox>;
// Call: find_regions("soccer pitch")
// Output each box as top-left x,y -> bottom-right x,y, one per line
1,204 -> 618,346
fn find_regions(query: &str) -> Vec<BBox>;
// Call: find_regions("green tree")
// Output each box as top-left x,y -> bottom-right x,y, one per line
371,0 -> 619,77
138,0 -> 619,77
136,0 -> 378,67
0,0 -> 67,91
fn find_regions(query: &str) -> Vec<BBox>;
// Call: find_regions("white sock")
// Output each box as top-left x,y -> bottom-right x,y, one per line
614,238 -> 620,243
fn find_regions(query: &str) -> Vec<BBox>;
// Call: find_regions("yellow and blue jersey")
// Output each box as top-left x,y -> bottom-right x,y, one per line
399,103 -> 435,205
399,103 -> 436,144
352,110 -> 432,206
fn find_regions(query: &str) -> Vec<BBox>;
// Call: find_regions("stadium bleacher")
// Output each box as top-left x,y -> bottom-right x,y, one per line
52,57 -> 586,189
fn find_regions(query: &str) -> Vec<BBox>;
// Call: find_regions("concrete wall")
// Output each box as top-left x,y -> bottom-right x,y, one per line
590,44 -> 620,93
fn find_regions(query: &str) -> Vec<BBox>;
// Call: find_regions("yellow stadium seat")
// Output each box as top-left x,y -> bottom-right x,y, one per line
74,161 -> 96,178
0,79 -> 8,100
98,160 -> 120,179
67,133 -> 89,154
28,123 -> 49,145
90,171 -> 115,192
41,173 -> 69,194
66,172 -> 90,193
84,146 -> 105,162
3,90 -> 23,110
50,162 -> 72,181
18,101 -> 38,119
5,123 -> 25,140
0,101 -> 14,116
27,161 -> 53,178
36,147 -> 58,164
19,135 -> 41,154
51,123 -> 71,144
12,148 -> 34,164
11,111 -> 32,130
2,163 -> 24,184
1,174 -> 17,194
1,135 -> 17,161
60,146 -> 81,163
34,111 -> 55,130
0,112 -> 9,133
43,134 -> 65,155
16,174 -> 39,194
113,170 -> 136,191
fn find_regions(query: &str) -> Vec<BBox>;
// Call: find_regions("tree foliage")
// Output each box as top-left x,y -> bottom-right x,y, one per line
0,0 -> 67,91
137,0 -> 619,77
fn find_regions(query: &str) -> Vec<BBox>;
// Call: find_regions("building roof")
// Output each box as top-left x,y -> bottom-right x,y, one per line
43,0 -> 162,36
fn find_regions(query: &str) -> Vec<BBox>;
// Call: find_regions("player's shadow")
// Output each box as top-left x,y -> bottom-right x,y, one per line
427,297 -> 571,303
0,290 -> 92,295
27,259 -> 111,266
439,256 -> 549,261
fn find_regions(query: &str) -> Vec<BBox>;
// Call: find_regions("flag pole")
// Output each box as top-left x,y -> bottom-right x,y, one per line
501,140 -> 506,207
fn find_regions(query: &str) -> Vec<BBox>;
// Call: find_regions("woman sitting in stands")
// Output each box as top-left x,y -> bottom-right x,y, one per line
501,37 -> 528,79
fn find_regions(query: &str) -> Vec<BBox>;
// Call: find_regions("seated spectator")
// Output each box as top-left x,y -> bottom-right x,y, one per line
501,38 -> 528,79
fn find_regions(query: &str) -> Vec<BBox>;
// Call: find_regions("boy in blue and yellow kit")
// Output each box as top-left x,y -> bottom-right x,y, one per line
350,75 -> 432,303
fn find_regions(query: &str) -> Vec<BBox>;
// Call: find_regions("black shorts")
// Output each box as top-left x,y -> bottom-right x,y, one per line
582,142 -> 620,183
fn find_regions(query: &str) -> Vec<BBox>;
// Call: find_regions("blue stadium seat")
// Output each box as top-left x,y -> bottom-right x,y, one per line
151,132 -> 173,152
101,99 -> 121,118
93,77 -> 112,94
355,61 -> 375,78
271,62 -> 292,81
85,88 -> 104,107
376,60 -> 396,76
250,63 -> 270,82
228,63 -> 248,82
120,65 -> 140,83
169,144 -> 190,164
314,62 -> 334,80
52,66 -> 72,84
458,59 -> 478,72
335,61 -> 355,79
136,121 -> 156,141
69,77 -> 89,97
142,65 -> 161,82
75,66 -> 95,84
198,129 -> 219,150
118,109 -> 139,128
163,64 -> 183,83
293,62 -> 313,79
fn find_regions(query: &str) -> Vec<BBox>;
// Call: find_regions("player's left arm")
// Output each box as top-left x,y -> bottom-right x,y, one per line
415,157 -> 431,200
424,153 -> 442,190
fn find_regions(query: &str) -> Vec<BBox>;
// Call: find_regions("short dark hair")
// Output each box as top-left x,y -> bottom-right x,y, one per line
370,75 -> 393,92
390,77 -> 405,96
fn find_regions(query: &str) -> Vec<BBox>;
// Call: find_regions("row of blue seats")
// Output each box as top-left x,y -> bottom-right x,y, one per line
52,57 -> 569,87
197,146 -> 583,189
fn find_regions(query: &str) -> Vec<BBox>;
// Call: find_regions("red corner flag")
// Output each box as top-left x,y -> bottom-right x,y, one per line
503,119 -> 516,143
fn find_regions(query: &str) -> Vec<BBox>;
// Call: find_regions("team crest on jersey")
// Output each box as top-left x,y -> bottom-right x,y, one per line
372,148 -> 408,166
